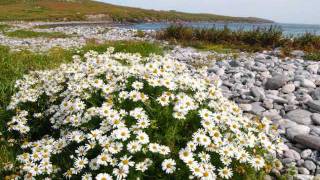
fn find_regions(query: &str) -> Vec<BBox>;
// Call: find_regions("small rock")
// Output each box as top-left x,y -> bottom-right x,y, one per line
311,88 -> 320,100
263,109 -> 282,120
286,109 -> 312,125
312,113 -> 320,125
286,125 -> 310,140
307,64 -> 319,74
284,149 -> 301,161
251,86 -> 265,100
291,50 -> 305,57
282,83 -> 296,94
281,158 -> 294,164
301,149 -> 313,159
266,94 -> 288,104
304,160 -> 317,171
239,104 -> 252,111
263,99 -> 274,109
229,60 -> 241,67
298,167 -> 310,175
295,174 -> 313,180
275,119 -> 298,129
307,100 -> 320,112
294,134 -> 320,150
265,75 -> 288,90
301,79 -> 316,88
250,102 -> 266,115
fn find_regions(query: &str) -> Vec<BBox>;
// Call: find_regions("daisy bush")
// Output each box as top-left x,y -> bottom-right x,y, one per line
6,48 -> 284,179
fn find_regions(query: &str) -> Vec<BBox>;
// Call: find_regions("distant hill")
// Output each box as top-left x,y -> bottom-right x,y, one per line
0,0 -> 273,23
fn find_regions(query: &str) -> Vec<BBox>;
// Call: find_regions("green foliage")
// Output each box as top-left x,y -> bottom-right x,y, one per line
158,25 -> 320,57
0,41 -> 164,177
135,30 -> 146,38
0,24 -> 10,32
4,29 -> 69,38
82,40 -> 164,57
305,52 -> 320,61
2,47 -> 282,179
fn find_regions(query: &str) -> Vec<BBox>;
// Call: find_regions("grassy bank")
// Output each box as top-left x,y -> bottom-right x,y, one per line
0,41 -> 164,177
0,0 -> 271,23
4,29 -> 70,38
157,25 -> 320,59
0,24 -> 10,32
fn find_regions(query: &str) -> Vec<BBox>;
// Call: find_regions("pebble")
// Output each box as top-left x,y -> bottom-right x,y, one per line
265,75 -> 288,90
307,100 -> 320,112
304,160 -> 317,171
294,135 -> 320,150
239,104 -> 252,111
301,149 -> 313,159
312,113 -> 320,125
301,79 -> 316,88
282,83 -> 296,93
286,109 -> 312,125
298,167 -> 310,175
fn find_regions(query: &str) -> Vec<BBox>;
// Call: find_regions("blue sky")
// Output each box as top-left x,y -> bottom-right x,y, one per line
97,0 -> 320,24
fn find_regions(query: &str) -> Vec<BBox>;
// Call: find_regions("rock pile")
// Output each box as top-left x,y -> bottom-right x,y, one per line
0,23 -> 151,52
171,47 -> 320,178
218,54 -> 320,178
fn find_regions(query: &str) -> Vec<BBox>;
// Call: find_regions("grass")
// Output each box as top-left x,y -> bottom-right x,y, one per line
0,24 -> 10,32
0,40 -> 164,177
157,25 -> 320,60
0,0 -> 272,23
4,29 -> 69,38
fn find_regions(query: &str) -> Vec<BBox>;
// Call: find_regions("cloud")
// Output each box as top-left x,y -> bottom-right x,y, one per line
97,0 -> 320,24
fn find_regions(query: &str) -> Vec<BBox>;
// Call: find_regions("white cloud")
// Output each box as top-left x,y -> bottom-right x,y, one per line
97,0 -> 320,24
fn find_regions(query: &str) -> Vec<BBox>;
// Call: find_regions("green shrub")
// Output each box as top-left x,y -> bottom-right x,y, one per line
5,30 -> 69,38
157,25 -> 320,56
3,48 -> 284,179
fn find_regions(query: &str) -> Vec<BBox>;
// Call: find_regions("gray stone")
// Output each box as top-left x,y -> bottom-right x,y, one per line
291,50 -> 305,57
229,60 -> 241,67
286,125 -> 310,140
304,160 -> 316,171
282,84 -> 296,94
301,149 -> 313,159
284,149 -> 301,161
310,125 -> 320,136
307,64 -> 319,74
312,113 -> 320,125
250,102 -> 266,115
239,104 -> 252,111
265,75 -> 288,90
311,88 -> 320,100
301,79 -> 316,88
266,94 -> 288,104
282,158 -> 294,164
294,134 -> 320,150
297,159 -> 305,166
298,167 -> 310,175
275,119 -> 298,129
307,100 -> 320,112
286,109 -> 312,125
250,86 -> 265,100
263,99 -> 274,109
295,174 -> 313,180
262,109 -> 282,120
